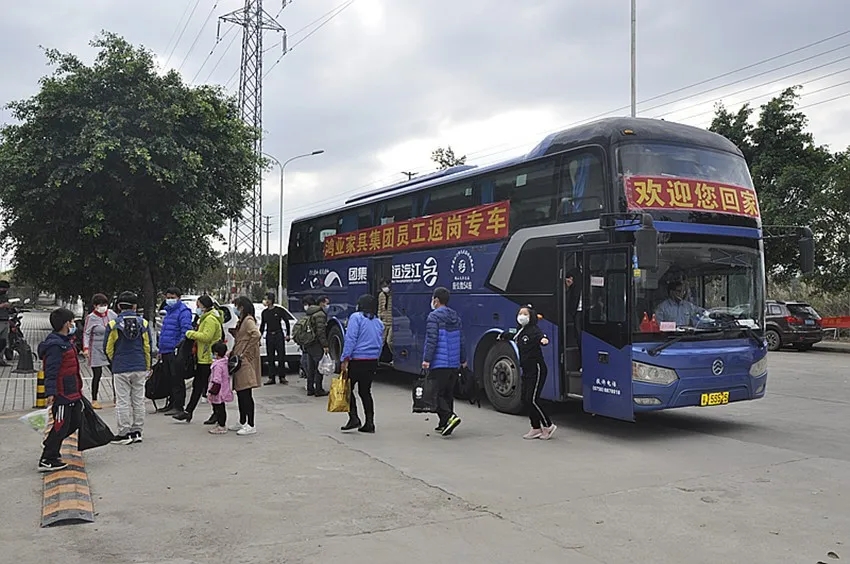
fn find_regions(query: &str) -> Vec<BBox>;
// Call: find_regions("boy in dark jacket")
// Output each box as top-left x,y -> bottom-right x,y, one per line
422,287 -> 467,436
159,287 -> 193,415
38,308 -> 84,471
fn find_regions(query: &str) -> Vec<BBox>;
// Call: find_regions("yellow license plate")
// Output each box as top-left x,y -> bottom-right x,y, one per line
700,391 -> 730,406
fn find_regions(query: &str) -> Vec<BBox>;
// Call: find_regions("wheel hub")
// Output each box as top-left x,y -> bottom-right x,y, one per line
491,357 -> 518,397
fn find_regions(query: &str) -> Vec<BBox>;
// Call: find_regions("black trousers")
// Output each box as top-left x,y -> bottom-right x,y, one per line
266,331 -> 286,380
237,388 -> 255,427
186,363 -> 211,414
429,368 -> 458,427
348,359 -> 376,422
522,362 -> 552,429
91,366 -> 104,401
305,345 -> 326,393
41,401 -> 83,461
212,402 -> 227,426
163,353 -> 185,410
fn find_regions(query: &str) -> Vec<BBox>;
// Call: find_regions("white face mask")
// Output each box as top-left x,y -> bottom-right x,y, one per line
517,314 -> 530,326
304,305 -> 310,312
382,287 -> 390,293
96,306 -> 108,314
431,300 -> 438,311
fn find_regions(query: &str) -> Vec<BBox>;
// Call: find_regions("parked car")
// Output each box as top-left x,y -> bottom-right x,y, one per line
764,300 -> 823,352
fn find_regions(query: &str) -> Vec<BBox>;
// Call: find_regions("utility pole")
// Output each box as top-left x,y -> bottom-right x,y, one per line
220,1 -> 287,298
401,171 -> 417,181
630,0 -> 637,117
263,215 -> 272,256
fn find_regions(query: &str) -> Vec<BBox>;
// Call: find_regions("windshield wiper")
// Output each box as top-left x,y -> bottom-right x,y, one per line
712,315 -> 765,349
646,328 -> 721,356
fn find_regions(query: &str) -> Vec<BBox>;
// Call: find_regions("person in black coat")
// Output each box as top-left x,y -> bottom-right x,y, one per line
500,304 -> 556,440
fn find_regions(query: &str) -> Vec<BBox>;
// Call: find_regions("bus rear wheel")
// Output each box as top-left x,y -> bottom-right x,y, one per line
483,342 -> 523,414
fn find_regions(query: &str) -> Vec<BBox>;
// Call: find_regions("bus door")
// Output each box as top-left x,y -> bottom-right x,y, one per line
560,249 -> 583,399
581,247 -> 634,421
370,258 -> 393,297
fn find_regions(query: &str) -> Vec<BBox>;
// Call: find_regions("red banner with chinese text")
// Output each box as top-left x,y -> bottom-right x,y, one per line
323,202 -> 511,259
624,176 -> 760,219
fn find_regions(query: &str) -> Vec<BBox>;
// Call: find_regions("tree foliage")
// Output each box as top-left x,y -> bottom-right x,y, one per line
262,255 -> 287,292
709,87 -> 847,291
431,146 -> 467,169
0,33 -> 263,317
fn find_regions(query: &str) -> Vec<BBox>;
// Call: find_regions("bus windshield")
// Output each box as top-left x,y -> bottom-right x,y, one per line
633,241 -> 765,340
618,143 -> 754,189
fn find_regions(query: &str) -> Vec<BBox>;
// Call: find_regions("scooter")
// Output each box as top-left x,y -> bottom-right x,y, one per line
4,298 -> 31,360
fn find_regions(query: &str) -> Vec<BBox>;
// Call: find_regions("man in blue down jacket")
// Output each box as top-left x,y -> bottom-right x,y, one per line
159,287 -> 193,415
422,286 -> 467,437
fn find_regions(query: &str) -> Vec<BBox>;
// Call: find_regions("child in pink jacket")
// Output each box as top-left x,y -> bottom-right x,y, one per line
207,342 -> 233,435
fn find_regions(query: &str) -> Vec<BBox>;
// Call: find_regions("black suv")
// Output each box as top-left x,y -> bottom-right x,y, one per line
764,300 -> 823,352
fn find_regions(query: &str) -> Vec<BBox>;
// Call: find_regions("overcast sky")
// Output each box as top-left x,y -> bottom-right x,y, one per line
2,0 -> 850,257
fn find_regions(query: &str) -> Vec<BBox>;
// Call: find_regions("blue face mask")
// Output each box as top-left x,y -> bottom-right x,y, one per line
196,308 -> 204,316
68,325 -> 77,336
166,298 -> 178,306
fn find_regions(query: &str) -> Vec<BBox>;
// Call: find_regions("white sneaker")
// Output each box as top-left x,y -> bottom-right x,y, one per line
228,423 -> 246,432
236,425 -> 257,436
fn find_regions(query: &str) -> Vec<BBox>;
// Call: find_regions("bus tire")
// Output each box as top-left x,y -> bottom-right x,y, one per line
482,342 -> 524,414
327,324 -> 344,373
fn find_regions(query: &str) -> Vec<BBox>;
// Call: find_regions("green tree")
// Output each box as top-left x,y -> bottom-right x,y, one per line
710,87 -> 833,283
431,146 -> 467,169
0,33 -> 263,318
262,255 -> 287,292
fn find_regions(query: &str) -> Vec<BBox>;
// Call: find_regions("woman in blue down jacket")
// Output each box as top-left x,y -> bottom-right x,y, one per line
339,294 -> 384,434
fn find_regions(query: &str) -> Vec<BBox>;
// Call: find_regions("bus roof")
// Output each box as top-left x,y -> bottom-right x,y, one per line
292,117 -> 743,225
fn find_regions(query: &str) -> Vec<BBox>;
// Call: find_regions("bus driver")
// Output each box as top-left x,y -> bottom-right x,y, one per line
655,280 -> 706,327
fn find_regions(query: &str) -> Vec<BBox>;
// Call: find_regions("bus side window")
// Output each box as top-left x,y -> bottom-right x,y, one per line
309,215 -> 337,261
339,205 -> 374,234
421,181 -> 477,215
289,223 -> 309,264
558,150 -> 606,220
492,157 -> 557,231
379,195 -> 415,224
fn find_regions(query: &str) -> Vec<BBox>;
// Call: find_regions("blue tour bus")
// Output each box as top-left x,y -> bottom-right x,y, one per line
287,117 -> 813,421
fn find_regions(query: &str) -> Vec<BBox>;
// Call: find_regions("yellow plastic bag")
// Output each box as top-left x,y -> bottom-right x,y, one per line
327,374 -> 351,413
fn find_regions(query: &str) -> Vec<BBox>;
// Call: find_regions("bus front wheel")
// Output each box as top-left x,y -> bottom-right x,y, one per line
483,342 -> 523,414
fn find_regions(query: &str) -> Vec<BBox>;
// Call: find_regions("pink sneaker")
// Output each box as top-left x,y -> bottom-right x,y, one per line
208,426 -> 227,435
523,428 -> 543,440
540,424 -> 557,440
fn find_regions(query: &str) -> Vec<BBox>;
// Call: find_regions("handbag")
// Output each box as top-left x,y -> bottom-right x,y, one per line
145,361 -> 170,412
78,397 -> 115,451
327,371 -> 351,413
412,371 -> 439,413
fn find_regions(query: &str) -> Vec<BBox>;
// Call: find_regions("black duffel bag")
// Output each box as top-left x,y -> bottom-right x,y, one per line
79,396 -> 115,451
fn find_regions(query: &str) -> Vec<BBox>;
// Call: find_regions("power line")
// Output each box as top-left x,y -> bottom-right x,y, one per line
177,2 -> 220,73
798,90 -> 850,110
652,61 -> 850,120
192,24 -> 236,83
263,0 -> 350,53
164,0 -> 202,68
163,0 -> 198,59
203,26 -> 241,84
263,0 -> 357,80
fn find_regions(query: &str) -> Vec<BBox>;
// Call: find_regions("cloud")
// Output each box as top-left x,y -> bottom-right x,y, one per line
3,0 -> 850,260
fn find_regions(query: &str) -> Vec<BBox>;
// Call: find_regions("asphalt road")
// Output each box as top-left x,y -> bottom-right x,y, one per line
0,344 -> 847,564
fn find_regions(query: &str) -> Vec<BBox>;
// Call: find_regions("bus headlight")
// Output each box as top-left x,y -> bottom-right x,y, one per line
632,362 -> 679,385
749,356 -> 768,377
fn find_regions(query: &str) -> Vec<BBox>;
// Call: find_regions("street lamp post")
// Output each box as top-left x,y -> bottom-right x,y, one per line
631,0 -> 637,117
264,150 -> 325,305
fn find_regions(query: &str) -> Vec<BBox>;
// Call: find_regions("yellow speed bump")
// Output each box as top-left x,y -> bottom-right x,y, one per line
40,432 -> 94,527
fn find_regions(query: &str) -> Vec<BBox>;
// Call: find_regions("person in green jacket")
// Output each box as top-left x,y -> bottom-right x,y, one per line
173,295 -> 223,423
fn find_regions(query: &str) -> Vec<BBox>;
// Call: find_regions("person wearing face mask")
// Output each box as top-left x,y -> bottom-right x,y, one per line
500,305 -> 556,440
82,293 -> 117,409
377,279 -> 393,364
158,287 -> 194,416
302,295 -> 329,397
259,292 -> 290,385
173,295 -> 223,423
422,287 -> 467,436
230,296 -> 262,435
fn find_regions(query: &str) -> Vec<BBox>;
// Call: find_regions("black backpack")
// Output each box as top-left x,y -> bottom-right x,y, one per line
454,366 -> 481,407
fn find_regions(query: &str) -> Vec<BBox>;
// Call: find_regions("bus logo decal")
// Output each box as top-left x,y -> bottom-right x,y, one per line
711,359 -> 725,376
451,250 -> 475,291
423,257 -> 439,287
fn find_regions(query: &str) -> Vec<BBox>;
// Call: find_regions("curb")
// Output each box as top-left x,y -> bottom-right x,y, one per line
812,344 -> 850,355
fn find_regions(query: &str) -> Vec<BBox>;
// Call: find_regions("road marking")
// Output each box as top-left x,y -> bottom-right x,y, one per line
40,432 -> 95,527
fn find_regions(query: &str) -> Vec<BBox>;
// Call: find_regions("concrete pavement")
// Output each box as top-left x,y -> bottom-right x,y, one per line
0,316 -> 848,563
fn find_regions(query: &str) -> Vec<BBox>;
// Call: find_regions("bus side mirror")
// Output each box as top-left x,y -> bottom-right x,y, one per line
635,224 -> 658,271
799,229 -> 814,274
